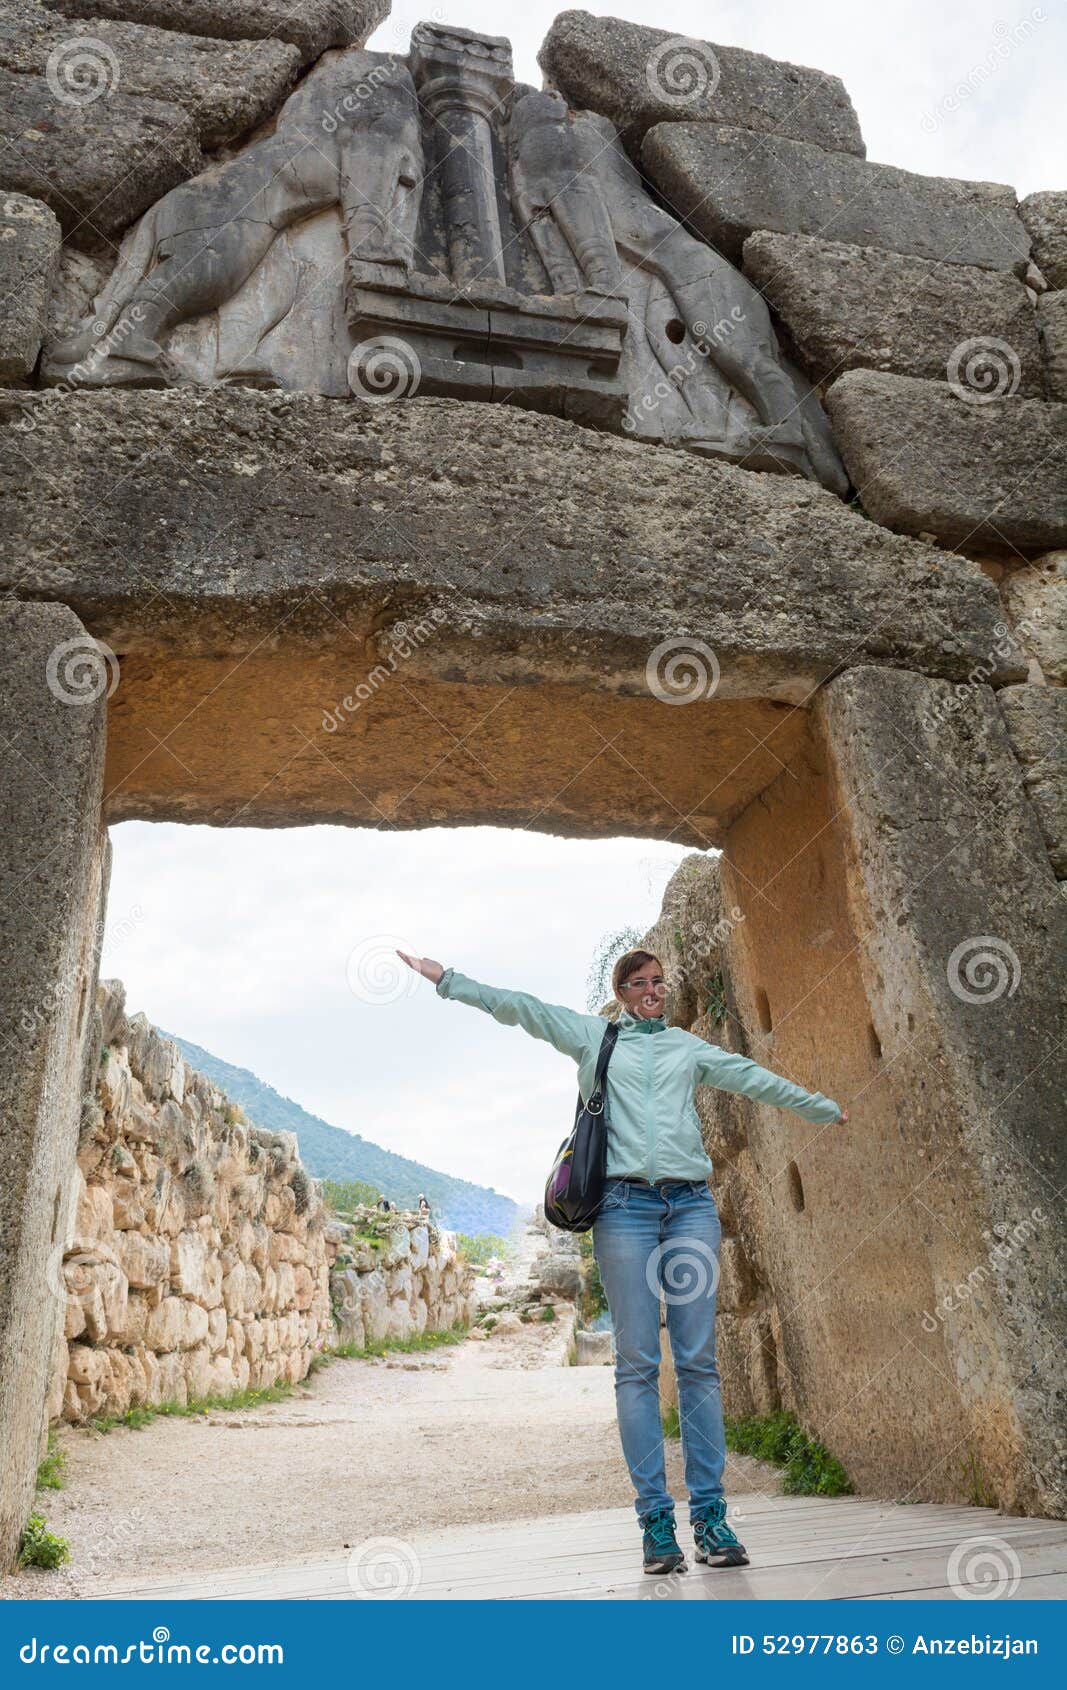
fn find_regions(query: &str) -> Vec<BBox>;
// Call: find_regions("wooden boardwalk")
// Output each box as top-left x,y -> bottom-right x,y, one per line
93,1494 -> 1067,1601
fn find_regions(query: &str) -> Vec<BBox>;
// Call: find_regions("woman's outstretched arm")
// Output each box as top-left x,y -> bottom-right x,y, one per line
396,952 -> 594,1061
694,1042 -> 847,1124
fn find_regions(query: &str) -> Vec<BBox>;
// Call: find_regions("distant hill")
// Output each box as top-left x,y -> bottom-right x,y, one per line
163,1031 -> 520,1238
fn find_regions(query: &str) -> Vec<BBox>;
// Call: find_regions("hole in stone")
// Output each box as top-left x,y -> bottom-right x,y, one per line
787,1160 -> 805,1213
755,987 -> 772,1034
868,1022 -> 882,1061
665,318 -> 686,344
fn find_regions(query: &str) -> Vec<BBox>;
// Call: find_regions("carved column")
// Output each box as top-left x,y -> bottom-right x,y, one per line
411,24 -> 513,288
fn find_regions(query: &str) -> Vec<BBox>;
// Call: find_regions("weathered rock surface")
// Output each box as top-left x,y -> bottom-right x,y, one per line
1001,553 -> 1066,684
0,67 -> 201,244
743,231 -> 1042,393
0,387 -> 1025,688
1037,289 -> 1067,400
0,3 -> 299,150
642,123 -> 1030,271
1020,190 -> 1067,290
0,191 -> 61,382
998,685 -> 1067,876
329,1209 -> 472,1350
826,370 -> 1067,554
0,599 -> 107,1569
50,980 -> 338,1420
539,8 -> 863,155
41,0 -> 389,65
817,666 -> 1066,1515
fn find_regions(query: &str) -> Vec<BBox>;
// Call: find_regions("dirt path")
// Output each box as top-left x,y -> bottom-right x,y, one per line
4,1318 -> 780,1597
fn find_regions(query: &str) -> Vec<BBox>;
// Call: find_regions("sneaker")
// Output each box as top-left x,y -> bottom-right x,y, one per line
641,1507 -> 687,1575
692,1499 -> 749,1568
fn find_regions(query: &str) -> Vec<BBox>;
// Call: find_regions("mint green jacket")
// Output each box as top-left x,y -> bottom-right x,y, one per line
435,967 -> 842,1183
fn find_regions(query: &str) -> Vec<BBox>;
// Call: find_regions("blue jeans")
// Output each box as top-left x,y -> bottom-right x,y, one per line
592,1175 -> 725,1524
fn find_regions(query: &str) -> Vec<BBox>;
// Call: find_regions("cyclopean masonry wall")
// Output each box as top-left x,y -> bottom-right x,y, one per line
0,2 -> 1065,1563
46,979 -> 473,1424
48,979 -> 335,1422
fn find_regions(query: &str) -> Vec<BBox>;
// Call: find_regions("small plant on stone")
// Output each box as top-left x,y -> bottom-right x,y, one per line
539,1304 -> 557,1322
704,969 -> 728,1025
35,1434 -> 66,1491
18,1514 -> 70,1570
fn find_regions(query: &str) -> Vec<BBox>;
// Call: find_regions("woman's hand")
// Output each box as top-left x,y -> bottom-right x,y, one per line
396,950 -> 444,986
836,1107 -> 850,1124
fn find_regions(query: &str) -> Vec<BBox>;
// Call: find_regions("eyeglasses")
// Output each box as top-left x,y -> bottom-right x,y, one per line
619,977 -> 668,993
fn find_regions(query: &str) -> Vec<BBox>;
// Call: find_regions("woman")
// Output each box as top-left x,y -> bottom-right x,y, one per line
396,945 -> 847,1577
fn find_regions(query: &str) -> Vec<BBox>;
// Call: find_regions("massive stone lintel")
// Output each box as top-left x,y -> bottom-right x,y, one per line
0,388 -> 1028,829
0,600 -> 108,1572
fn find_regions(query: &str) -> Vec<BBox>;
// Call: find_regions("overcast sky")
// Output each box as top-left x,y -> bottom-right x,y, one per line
102,1 -> 1060,1213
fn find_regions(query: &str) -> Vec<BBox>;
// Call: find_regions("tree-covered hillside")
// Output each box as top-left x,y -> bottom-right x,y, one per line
164,1032 -> 520,1238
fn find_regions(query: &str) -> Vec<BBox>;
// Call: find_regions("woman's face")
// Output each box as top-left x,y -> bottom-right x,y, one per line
616,959 -> 668,1019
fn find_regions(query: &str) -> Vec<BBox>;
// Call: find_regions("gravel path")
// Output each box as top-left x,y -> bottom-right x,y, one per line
3,1317 -> 780,1598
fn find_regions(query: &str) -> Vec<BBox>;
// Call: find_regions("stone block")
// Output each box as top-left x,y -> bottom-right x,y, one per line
743,232 -> 1042,393
116,1230 -> 169,1289
0,387 -> 1031,811
816,666 -> 1066,1514
0,67 -> 202,246
0,598 -> 107,1569
825,370 -> 1067,554
574,1328 -> 613,1365
1037,289 -> 1067,401
42,1 -> 390,66
1020,190 -> 1067,289
539,9 -> 863,155
1001,553 -> 1066,684
998,685 -> 1067,876
0,6 -> 299,151
642,123 -> 1029,271
0,191 -> 61,382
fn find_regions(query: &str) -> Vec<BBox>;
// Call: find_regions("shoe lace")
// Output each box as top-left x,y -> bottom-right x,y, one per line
644,1509 -> 678,1551
697,1499 -> 739,1546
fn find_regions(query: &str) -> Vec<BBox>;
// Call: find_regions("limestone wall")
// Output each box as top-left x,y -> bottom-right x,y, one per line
328,1208 -> 474,1349
46,979 -> 471,1424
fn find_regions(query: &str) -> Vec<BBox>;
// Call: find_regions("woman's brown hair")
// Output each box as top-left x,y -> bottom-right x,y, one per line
611,948 -> 664,999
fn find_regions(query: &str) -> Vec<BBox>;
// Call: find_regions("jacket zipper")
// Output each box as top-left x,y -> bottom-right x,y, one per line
644,1036 -> 655,1183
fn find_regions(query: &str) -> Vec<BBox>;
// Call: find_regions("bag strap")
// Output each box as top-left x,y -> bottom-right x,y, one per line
585,1020 -> 619,1115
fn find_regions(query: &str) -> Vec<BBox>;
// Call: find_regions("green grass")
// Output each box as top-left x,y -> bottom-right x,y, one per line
82,1326 -> 470,1433
577,1232 -> 607,1322
327,1323 -> 468,1361
539,1304 -> 557,1322
725,1411 -> 853,1497
35,1434 -> 66,1491
662,1403 -> 681,1439
18,1514 -> 70,1570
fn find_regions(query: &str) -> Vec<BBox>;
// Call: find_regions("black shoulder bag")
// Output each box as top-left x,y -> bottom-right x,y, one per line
543,1020 -> 619,1233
